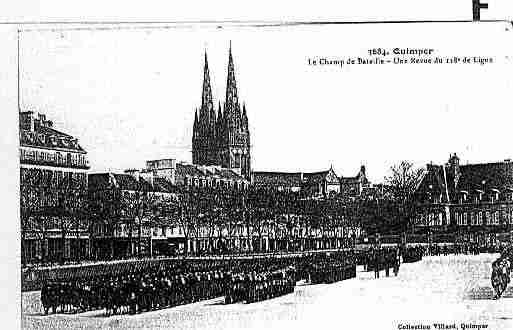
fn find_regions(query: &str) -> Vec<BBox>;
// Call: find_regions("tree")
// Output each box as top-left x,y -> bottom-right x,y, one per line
385,161 -> 423,203
384,160 -> 424,233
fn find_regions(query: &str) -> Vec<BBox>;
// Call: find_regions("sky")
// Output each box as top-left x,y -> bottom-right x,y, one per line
16,22 -> 513,183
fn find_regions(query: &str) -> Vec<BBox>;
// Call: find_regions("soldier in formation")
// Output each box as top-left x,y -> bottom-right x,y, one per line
40,252 -> 358,316
225,267 -> 296,304
40,267 -> 231,316
305,250 -> 357,284
365,247 -> 399,279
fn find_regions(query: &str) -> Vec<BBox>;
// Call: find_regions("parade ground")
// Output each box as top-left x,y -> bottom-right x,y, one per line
22,254 -> 512,330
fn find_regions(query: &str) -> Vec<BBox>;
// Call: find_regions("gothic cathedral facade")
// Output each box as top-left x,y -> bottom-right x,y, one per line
192,45 -> 251,180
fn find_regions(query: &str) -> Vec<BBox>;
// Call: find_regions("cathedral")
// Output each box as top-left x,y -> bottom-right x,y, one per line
192,45 -> 251,180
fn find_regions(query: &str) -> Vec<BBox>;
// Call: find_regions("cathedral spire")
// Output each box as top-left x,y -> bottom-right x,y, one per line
193,108 -> 198,137
242,102 -> 248,130
225,42 -> 238,115
201,50 -> 214,120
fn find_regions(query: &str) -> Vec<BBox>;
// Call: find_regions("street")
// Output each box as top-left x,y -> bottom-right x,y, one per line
22,254 -> 512,330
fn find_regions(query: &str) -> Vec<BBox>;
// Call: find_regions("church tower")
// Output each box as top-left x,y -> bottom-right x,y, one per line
192,44 -> 251,180
218,44 -> 251,179
192,51 -> 217,166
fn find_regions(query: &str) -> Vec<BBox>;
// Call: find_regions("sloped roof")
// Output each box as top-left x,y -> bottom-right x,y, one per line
176,163 -> 205,179
415,165 -> 450,202
456,162 -> 513,192
88,173 -> 149,191
340,168 -> 367,184
20,126 -> 86,153
303,171 -> 329,184
175,163 -> 245,182
252,171 -> 303,187
218,168 -> 243,180
253,168 -> 338,187
415,159 -> 513,202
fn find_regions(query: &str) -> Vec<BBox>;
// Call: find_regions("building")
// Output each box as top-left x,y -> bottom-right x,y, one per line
88,172 -> 184,259
19,111 -> 90,265
192,45 -> 251,181
339,165 -> 369,197
414,153 -> 513,246
251,171 -> 303,192
252,167 -> 340,198
302,168 -> 341,198
133,158 -> 249,190
88,158 -> 250,259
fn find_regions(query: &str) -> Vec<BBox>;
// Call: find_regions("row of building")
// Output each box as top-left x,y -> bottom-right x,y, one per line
19,108 -> 363,264
19,45 -> 512,264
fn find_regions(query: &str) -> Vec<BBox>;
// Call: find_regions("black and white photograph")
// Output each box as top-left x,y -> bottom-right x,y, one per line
2,1 -> 513,329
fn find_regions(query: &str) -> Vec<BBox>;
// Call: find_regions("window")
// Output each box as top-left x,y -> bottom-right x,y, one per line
234,153 -> 241,168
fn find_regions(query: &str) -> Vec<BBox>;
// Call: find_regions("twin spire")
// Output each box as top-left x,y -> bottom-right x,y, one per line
192,43 -> 251,178
198,43 -> 241,121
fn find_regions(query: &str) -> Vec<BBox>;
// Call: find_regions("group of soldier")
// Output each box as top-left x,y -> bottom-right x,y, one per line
224,267 -> 296,304
306,252 -> 357,284
401,246 -> 424,263
452,243 -> 489,255
360,247 -> 401,279
40,251 -> 360,316
423,243 -> 498,256
40,267 -> 231,316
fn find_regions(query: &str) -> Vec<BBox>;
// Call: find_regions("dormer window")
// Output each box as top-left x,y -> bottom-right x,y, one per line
474,190 -> 484,204
490,189 -> 500,203
460,191 -> 468,204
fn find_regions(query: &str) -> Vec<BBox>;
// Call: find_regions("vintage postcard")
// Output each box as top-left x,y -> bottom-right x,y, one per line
3,1 -> 513,329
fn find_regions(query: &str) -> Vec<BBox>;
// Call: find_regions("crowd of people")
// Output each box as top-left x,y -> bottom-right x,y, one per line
409,243 -> 502,257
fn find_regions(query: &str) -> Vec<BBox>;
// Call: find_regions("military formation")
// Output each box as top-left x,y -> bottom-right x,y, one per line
401,246 -> 424,263
40,268 -> 231,315
42,241 -> 512,316
225,267 -> 296,304
360,247 -> 402,279
305,251 -> 357,284
40,251 -> 358,316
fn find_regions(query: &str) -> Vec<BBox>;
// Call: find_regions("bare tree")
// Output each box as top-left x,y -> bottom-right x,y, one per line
384,161 -> 424,233
385,161 -> 424,203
